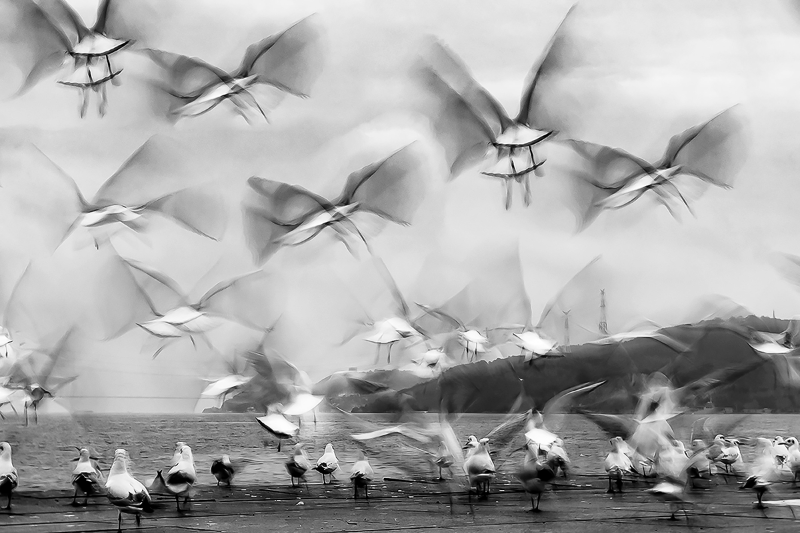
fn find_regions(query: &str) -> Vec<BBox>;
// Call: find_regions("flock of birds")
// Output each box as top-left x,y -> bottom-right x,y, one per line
6,372 -> 800,531
0,0 -> 798,530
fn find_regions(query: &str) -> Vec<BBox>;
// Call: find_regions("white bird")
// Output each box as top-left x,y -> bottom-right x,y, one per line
741,438 -> 783,508
105,449 -> 152,532
785,437 -> 800,484
167,444 -> 196,510
256,413 -> 299,452
71,447 -> 104,506
604,437 -> 636,493
513,330 -> 559,362
463,436 -> 495,499
648,481 -> 693,521
0,442 -> 18,510
350,451 -> 374,499
315,443 -> 339,484
285,444 -> 312,488
707,434 -> 743,474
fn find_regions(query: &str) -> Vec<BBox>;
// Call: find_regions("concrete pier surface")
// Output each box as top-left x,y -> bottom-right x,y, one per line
1,474 -> 799,532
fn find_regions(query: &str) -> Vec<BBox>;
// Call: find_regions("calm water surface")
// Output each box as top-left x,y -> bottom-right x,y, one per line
2,412 -> 799,490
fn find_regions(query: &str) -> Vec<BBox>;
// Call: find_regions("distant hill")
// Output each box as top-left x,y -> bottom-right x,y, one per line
212,317 -> 799,414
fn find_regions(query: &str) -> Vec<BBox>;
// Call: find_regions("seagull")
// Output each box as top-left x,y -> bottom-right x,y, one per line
105,449 -> 152,532
517,445 -> 556,511
285,444 -> 312,488
165,444 -> 196,511
784,437 -> 800,484
150,443 -> 196,511
145,16 -> 323,123
0,135 -> 226,253
256,413 -> 299,452
315,443 -> 340,484
71,448 -> 105,506
741,438 -> 783,509
648,481 -> 694,521
210,454 -> 258,487
561,107 -> 743,229
350,451 -> 374,500
243,143 -> 425,264
2,328 -> 79,426
604,437 -> 636,493
3,0 -> 133,116
413,7 -> 576,209
119,259 -> 281,357
0,442 -> 18,510
463,436 -> 495,499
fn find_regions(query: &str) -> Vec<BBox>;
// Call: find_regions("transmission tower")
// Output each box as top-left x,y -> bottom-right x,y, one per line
599,289 -> 609,335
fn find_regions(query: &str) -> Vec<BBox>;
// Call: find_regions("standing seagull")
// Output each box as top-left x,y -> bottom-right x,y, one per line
1,0 -> 134,116
243,143 -> 426,264
315,443 -> 340,485
145,16 -> 323,123
463,436 -> 495,499
413,8 -> 576,208
285,444 -> 312,488
0,442 -> 18,510
211,454 -> 257,487
105,449 -> 152,532
350,451 -> 374,500
71,448 -> 104,506
562,106 -> 745,229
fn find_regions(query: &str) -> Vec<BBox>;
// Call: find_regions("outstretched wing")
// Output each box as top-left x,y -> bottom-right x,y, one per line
515,5 -> 577,131
116,259 -> 189,333
0,138 -> 84,253
337,143 -> 427,226
236,15 -> 324,98
0,0 -> 72,95
658,106 -> 746,190
242,177 -> 332,265
198,270 -> 285,332
92,135 -> 213,207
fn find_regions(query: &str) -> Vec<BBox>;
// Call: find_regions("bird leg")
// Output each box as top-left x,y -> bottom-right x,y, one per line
117,511 -> 122,533
71,488 -> 80,506
365,483 -> 369,500
135,512 -> 141,526
607,475 -> 614,494
175,495 -> 181,511
33,403 -> 38,425
387,343 -> 393,365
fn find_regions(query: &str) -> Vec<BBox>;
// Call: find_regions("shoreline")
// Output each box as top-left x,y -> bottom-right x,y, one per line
1,474 -> 799,532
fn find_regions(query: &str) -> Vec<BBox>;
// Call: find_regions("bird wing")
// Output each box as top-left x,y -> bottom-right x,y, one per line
658,107 -> 743,185
0,139 -> 84,252
535,255 -> 602,330
92,134 -> 213,208
36,0 -> 90,43
121,258 -> 189,315
336,143 -> 427,226
236,15 -> 324,98
198,270 -> 284,332
579,412 -> 638,441
412,39 -> 508,178
0,0 -> 73,95
540,380 -> 606,435
145,48 -> 231,97
515,5 -> 577,130
242,177 -> 333,264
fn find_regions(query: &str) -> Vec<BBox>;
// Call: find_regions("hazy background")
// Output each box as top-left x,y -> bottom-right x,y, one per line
0,0 -> 799,412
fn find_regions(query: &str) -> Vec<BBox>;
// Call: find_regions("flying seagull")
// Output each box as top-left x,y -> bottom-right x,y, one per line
562,106 -> 745,230
413,7 -> 576,209
145,16 -> 323,123
2,0 -> 134,116
243,143 -> 426,264
0,135 -> 227,251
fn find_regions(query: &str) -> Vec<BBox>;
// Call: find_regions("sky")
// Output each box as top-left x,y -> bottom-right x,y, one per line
1,0 -> 800,412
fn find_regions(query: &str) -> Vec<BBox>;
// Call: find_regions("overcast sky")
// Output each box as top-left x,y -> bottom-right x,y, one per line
1,0 -> 799,412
